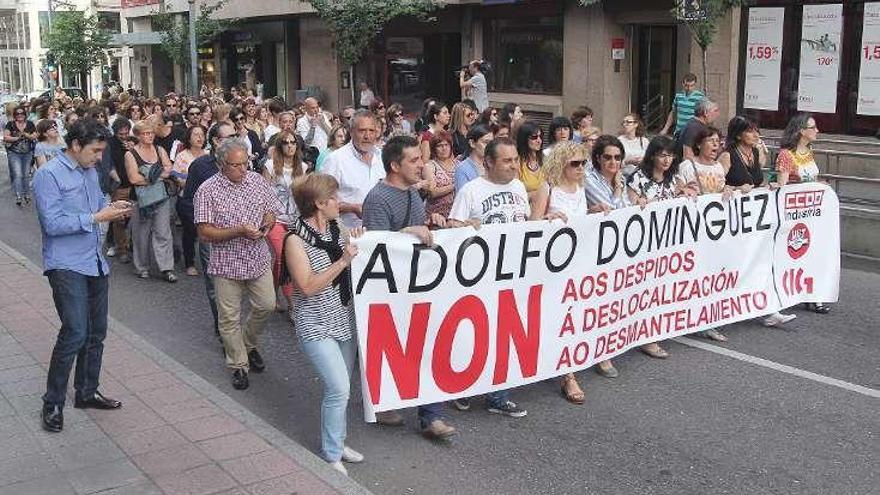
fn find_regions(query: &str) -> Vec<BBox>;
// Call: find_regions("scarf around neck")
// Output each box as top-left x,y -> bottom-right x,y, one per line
282,216 -> 351,305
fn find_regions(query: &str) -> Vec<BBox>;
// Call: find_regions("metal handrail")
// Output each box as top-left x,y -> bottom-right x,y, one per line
642,94 -> 665,130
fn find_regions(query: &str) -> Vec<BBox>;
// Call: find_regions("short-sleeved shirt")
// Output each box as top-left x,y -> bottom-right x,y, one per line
448,177 -> 530,224
469,72 -> 489,112
627,169 -> 679,201
194,171 -> 283,280
519,160 -> 546,194
585,167 -> 629,210
679,159 -> 726,194
362,181 -> 426,231
673,90 -> 705,134
321,142 -> 386,228
5,120 -> 36,154
776,148 -> 820,184
548,185 -> 588,218
677,118 -> 707,152
454,156 -> 482,193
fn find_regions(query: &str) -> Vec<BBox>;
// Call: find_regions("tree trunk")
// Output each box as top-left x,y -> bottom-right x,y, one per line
701,45 -> 709,97
80,70 -> 89,97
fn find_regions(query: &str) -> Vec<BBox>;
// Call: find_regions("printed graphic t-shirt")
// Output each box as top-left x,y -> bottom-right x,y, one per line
448,176 -> 530,224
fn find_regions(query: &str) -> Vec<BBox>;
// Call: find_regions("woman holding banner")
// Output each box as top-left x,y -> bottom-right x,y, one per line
283,174 -> 365,476
677,127 -> 733,342
544,141 -> 590,403
776,113 -> 831,314
584,135 -> 631,377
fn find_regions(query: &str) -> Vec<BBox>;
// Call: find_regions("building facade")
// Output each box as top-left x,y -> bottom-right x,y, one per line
0,0 -> 131,97
119,0 -> 877,136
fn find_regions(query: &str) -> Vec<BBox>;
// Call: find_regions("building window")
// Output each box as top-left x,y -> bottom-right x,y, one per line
39,12 -> 49,48
98,12 -> 121,33
483,16 -> 564,95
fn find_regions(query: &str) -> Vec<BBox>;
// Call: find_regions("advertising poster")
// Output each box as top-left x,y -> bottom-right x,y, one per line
858,3 -> 880,115
744,8 -> 785,111
797,4 -> 843,113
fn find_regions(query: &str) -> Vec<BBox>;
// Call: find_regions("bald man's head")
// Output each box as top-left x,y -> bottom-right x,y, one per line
304,97 -> 320,117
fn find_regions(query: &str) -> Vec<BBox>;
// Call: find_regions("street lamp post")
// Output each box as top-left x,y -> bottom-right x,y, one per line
188,0 -> 198,96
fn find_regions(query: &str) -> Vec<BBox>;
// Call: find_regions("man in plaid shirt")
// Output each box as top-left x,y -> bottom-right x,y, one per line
195,139 -> 283,390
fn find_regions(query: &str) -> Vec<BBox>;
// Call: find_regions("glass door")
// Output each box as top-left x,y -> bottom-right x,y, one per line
635,26 -> 676,132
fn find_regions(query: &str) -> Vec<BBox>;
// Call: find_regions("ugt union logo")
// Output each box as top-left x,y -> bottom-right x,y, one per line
787,223 -> 811,260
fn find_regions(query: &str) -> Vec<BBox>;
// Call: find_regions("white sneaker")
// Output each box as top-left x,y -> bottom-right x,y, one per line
106,246 -> 117,257
341,445 -> 364,463
328,460 -> 348,476
764,312 -> 797,327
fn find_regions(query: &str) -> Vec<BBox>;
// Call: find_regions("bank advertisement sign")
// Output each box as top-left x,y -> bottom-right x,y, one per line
744,7 -> 785,111
858,3 -> 880,115
797,3 -> 843,113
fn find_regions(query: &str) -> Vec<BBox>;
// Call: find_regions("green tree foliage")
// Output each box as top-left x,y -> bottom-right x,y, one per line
152,1 -> 235,68
305,0 -> 441,66
44,10 -> 111,92
673,0 -> 754,94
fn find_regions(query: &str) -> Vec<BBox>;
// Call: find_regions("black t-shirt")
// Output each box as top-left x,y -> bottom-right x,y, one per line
677,118 -> 707,151
155,125 -> 185,155
5,120 -> 36,154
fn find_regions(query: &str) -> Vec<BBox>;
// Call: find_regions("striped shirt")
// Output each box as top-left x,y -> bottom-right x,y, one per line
673,90 -> 705,134
291,230 -> 355,343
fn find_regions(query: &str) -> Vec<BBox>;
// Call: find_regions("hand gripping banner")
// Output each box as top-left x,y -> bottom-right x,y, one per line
350,184 -> 840,420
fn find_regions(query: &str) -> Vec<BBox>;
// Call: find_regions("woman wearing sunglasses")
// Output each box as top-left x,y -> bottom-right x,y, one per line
34,119 -> 66,168
4,105 -> 37,206
543,140 -> 591,404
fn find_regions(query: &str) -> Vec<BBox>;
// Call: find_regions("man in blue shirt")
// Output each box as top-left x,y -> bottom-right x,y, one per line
33,118 -> 131,433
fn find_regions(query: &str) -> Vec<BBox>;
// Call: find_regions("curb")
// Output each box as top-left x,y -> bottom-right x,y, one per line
0,239 -> 373,495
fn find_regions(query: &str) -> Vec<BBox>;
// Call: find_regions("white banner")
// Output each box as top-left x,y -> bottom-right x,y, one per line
858,3 -> 880,115
798,4 -> 843,113
351,185 -> 840,419
744,7 -> 785,111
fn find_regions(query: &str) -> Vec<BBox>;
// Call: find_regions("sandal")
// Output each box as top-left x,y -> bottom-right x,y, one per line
560,375 -> 585,404
595,360 -> 619,379
640,343 -> 669,359
704,329 -> 728,342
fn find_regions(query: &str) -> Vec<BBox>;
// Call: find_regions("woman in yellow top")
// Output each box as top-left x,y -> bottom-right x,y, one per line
516,120 -> 549,217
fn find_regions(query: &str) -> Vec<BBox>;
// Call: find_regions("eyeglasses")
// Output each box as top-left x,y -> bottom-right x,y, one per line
167,102 -> 179,108
188,111 -> 201,116
528,134 -> 541,141
376,105 -> 385,110
13,112 -> 25,116
233,116 -> 246,122
804,125 -> 817,130
622,120 -> 637,125
568,159 -> 587,168
281,140 -> 297,146
224,161 -> 248,168
217,134 -> 234,140
601,154 -> 623,162
656,152 -> 676,160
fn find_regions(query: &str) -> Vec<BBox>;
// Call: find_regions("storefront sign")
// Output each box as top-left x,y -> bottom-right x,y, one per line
857,3 -> 880,115
797,4 -> 843,113
743,7 -> 785,111
612,37 -> 626,60
351,185 -> 840,419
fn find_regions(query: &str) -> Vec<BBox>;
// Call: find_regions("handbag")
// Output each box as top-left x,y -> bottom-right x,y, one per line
135,163 -> 169,209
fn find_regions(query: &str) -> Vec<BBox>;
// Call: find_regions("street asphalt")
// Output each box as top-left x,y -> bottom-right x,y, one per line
0,157 -> 877,495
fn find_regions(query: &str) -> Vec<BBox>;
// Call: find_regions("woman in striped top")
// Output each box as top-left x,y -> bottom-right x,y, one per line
283,173 -> 365,476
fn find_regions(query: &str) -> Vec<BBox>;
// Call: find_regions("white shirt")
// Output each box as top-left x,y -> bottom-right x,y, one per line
360,89 -> 376,108
296,114 -> 330,151
468,72 -> 489,112
618,135 -> 649,162
448,177 -> 530,224
548,185 -> 588,218
322,142 -> 386,228
263,124 -> 281,143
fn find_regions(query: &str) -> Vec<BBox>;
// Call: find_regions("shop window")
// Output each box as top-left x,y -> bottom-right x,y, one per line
483,16 -> 563,95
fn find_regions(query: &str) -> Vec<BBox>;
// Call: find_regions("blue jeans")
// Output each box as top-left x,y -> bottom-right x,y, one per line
301,337 -> 356,462
418,403 -> 445,428
43,269 -> 109,407
198,241 -> 218,333
8,151 -> 32,197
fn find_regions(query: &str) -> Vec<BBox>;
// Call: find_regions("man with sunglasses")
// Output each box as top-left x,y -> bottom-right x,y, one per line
185,105 -> 203,129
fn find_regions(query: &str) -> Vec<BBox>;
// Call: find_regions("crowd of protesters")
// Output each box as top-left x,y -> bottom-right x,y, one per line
19,70 -> 831,475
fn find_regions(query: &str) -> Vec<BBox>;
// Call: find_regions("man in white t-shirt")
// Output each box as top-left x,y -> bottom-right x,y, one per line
321,110 -> 386,228
446,137 -> 565,418
459,61 -> 489,112
295,97 -> 332,151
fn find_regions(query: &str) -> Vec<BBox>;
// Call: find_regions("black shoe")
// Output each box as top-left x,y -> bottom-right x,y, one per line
813,303 -> 831,314
248,349 -> 265,373
74,392 -> 123,410
232,369 -> 249,390
41,404 -> 63,432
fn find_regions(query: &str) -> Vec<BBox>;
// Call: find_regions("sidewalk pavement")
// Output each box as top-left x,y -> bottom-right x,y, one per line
0,241 -> 371,495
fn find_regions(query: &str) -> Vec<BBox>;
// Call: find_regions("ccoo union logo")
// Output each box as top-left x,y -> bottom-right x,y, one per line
787,223 -> 811,259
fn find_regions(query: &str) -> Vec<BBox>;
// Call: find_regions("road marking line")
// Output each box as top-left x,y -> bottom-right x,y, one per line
676,337 -> 880,399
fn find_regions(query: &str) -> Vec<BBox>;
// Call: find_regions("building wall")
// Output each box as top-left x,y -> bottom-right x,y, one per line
691,8 -> 741,128
298,16 -> 342,109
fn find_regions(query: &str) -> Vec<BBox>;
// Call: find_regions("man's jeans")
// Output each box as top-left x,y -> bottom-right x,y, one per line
198,242 -> 218,333
301,337 -> 356,463
43,269 -> 109,407
486,390 -> 510,408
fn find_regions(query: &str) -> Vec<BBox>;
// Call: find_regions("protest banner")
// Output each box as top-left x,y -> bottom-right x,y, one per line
857,3 -> 880,115
351,184 -> 840,419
